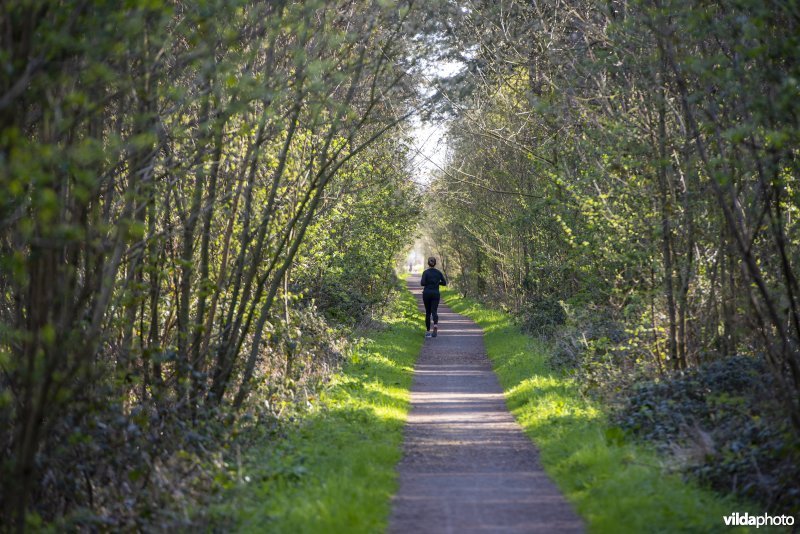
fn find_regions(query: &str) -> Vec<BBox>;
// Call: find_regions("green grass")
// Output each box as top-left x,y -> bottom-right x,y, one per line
214,282 -> 422,533
443,288 -> 777,534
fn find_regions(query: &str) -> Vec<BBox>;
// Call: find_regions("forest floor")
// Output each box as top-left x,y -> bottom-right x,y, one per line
388,278 -> 583,533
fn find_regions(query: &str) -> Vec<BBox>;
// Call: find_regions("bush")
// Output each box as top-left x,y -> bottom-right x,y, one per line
614,356 -> 800,515
544,302 -> 639,394
519,296 -> 566,338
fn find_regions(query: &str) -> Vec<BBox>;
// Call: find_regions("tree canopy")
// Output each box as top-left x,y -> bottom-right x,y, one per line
1,0 -> 426,527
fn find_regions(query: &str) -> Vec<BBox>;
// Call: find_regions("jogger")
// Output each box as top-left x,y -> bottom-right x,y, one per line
420,257 -> 447,337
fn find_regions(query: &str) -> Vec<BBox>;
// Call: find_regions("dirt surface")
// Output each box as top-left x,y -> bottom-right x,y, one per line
387,277 -> 584,533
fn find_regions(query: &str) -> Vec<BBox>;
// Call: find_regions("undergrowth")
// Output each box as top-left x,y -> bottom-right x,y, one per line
443,288 -> 781,533
207,279 -> 422,532
615,356 -> 800,515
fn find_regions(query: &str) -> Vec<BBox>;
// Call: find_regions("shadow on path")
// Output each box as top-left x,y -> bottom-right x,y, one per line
388,276 -> 584,533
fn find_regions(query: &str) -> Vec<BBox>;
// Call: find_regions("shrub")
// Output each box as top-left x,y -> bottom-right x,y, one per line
519,296 -> 566,338
614,356 -> 800,515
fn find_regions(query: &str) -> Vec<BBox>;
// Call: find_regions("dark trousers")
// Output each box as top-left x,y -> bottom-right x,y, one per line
423,292 -> 440,331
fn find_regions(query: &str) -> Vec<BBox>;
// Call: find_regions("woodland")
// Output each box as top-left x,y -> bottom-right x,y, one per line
1,0 -> 799,530
427,0 -> 800,515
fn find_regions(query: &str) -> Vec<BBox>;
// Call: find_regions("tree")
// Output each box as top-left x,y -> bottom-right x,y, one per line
0,0 -> 425,526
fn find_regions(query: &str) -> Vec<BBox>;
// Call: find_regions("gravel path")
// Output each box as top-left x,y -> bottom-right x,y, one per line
387,277 -> 584,533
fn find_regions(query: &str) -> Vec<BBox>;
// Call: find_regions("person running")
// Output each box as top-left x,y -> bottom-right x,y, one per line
420,257 -> 447,338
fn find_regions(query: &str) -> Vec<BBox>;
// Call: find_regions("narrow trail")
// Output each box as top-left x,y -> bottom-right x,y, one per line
388,276 -> 584,533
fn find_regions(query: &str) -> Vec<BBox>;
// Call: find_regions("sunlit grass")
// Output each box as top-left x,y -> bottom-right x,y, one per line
213,284 -> 422,533
444,288 -> 773,533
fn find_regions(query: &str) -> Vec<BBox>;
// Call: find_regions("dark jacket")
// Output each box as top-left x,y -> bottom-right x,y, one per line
420,268 -> 447,295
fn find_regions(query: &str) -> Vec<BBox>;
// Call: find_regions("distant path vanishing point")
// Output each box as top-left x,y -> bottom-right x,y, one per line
388,276 -> 584,533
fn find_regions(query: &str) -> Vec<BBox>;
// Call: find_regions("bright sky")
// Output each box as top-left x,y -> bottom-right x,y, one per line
407,118 -> 448,186
405,58 -> 464,186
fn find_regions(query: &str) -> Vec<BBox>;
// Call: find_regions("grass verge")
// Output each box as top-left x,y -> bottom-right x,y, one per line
443,288 -> 776,533
211,281 -> 421,533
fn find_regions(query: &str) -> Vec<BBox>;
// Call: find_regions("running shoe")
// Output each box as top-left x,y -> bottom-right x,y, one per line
432,325 -> 438,337
425,332 -> 432,338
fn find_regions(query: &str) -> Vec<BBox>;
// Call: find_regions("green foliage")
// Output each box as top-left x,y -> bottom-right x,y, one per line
208,280 -> 422,532
443,288 -> 772,533
616,356 -> 800,515
425,3 -> 800,515
519,296 -> 567,338
428,0 -> 800,356
295,140 -> 421,327
0,0 -> 426,526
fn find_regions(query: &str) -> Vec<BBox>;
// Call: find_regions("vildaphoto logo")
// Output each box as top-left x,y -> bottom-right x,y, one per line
723,512 -> 795,528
